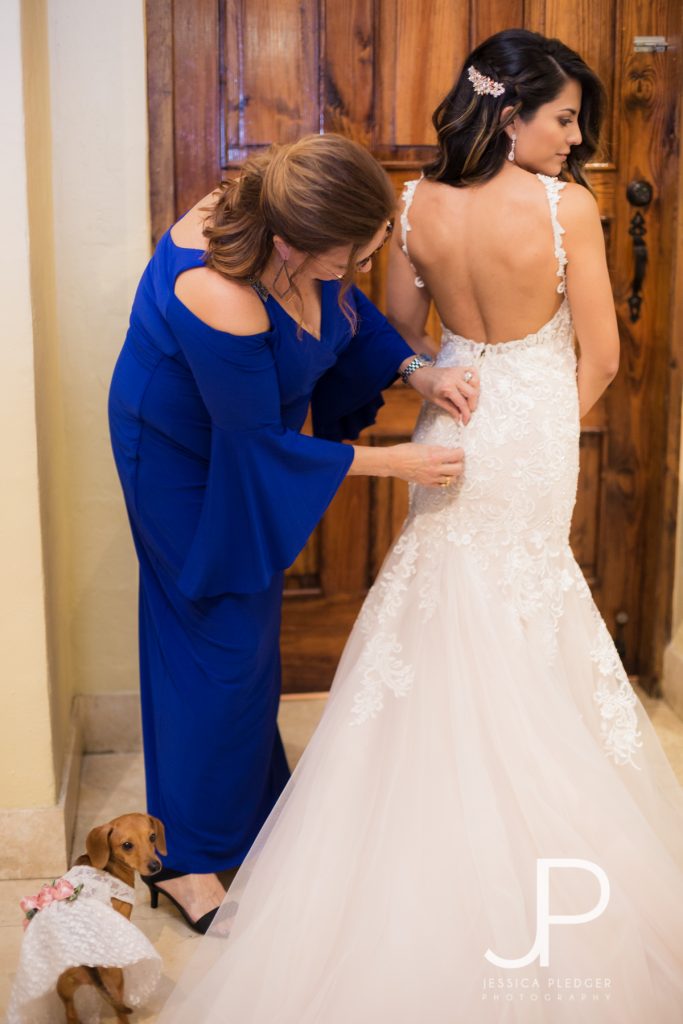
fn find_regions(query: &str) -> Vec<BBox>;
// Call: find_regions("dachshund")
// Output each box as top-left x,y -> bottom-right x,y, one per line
55,813 -> 165,1024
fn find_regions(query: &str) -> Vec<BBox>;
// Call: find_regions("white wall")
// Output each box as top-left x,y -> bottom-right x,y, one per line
0,0 -> 55,806
47,0 -> 150,698
0,0 -> 150,813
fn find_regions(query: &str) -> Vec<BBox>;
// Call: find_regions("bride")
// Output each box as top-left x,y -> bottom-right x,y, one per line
156,29 -> 683,1023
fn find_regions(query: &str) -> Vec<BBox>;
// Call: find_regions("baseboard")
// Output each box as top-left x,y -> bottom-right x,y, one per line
0,701 -> 82,880
76,691 -> 143,753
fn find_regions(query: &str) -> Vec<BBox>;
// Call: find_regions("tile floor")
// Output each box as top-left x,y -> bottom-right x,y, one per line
2,688 -> 683,1021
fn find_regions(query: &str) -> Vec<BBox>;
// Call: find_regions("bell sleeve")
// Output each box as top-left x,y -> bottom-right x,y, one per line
310,286 -> 415,442
167,306 -> 354,599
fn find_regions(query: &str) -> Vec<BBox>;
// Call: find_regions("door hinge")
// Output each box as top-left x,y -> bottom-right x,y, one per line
633,36 -> 670,53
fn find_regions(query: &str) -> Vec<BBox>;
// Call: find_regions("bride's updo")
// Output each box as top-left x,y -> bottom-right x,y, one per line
423,28 -> 605,190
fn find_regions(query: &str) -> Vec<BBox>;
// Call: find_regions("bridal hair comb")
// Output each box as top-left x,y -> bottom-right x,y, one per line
467,65 -> 505,98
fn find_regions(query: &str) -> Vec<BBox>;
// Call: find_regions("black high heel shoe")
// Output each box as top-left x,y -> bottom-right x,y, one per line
140,867 -> 221,934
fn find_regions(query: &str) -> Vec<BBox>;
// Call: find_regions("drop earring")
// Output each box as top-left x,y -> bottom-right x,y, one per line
508,133 -> 517,163
272,258 -> 294,300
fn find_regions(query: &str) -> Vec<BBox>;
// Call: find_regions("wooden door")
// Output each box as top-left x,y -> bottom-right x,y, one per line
146,0 -> 683,694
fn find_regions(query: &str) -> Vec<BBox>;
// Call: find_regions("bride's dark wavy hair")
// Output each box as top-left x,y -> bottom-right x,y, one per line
423,29 -> 605,190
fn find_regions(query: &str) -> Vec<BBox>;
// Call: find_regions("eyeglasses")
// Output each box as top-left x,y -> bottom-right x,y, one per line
308,220 -> 394,279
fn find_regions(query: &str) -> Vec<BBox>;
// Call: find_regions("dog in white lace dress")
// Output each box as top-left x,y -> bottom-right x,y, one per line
7,813 -> 165,1024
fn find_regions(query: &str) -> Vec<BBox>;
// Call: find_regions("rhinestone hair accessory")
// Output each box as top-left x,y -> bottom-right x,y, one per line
467,65 -> 505,98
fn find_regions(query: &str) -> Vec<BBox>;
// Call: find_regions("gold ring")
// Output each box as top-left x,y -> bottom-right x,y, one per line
440,478 -> 451,487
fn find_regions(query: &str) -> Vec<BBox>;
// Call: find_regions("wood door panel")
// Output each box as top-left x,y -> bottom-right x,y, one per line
146,0 -> 682,693
572,428 -> 607,588
323,1 -> 375,142
281,593 -> 365,691
377,1 -> 470,149
173,0 -> 221,214
223,0 -> 321,160
472,1 -> 524,45
525,0 -> 619,164
600,0 -> 681,679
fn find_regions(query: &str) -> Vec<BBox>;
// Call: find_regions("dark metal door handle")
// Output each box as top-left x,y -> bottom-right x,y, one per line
626,180 -> 653,323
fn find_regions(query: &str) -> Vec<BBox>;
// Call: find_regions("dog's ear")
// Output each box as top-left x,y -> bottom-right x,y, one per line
85,823 -> 114,869
148,815 -> 167,855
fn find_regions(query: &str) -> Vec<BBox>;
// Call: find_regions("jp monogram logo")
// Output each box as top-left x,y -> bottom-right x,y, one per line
484,858 -> 610,968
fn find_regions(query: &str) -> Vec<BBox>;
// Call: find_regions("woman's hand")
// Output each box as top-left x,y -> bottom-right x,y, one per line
348,439 -> 465,488
408,365 -> 480,424
387,442 -> 465,487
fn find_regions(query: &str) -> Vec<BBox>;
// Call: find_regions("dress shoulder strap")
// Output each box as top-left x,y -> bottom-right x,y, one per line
400,176 -> 425,288
536,174 -> 568,295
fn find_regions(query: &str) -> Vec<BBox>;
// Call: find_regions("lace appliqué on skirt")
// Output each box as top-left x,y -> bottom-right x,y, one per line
570,567 -> 644,768
350,531 -> 420,724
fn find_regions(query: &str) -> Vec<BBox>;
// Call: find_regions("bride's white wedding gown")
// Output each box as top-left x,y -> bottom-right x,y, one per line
156,175 -> 683,1022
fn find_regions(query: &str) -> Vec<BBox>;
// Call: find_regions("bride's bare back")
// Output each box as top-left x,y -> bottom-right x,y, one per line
401,164 -> 567,343
387,162 -> 620,417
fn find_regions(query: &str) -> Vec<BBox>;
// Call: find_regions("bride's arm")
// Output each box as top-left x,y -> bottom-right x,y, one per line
563,184 -> 620,418
386,211 -> 439,359
385,209 -> 479,423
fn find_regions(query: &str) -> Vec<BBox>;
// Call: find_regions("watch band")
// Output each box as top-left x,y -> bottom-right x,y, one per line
400,353 -> 432,385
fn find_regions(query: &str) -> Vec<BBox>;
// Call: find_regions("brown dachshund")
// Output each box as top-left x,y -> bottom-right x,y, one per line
56,813 -> 165,1024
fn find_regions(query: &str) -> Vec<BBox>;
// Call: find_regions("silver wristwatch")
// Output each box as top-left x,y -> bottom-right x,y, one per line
399,353 -> 433,385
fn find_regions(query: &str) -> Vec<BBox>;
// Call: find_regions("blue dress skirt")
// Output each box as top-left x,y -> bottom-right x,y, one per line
108,229 -> 413,872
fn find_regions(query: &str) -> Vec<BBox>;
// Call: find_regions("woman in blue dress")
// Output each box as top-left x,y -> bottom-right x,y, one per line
108,133 -> 478,931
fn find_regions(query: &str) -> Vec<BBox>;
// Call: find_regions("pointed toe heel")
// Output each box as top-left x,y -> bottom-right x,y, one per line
139,868 -> 221,935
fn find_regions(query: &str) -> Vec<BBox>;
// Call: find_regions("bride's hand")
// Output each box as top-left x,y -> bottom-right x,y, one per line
408,366 -> 480,424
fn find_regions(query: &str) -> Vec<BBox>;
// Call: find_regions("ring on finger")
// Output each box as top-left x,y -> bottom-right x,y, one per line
440,477 -> 451,487
463,370 -> 474,383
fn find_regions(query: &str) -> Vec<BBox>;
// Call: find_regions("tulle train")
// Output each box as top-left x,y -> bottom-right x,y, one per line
156,537 -> 683,1023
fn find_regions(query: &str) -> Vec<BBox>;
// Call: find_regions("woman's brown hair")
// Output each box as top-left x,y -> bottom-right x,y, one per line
201,133 -> 396,331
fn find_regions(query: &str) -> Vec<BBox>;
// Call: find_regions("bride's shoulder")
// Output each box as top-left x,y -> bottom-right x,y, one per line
404,176 -> 446,201
399,178 -> 451,233
558,180 -> 600,215
406,177 -> 459,216
554,183 -> 606,264
557,182 -> 603,237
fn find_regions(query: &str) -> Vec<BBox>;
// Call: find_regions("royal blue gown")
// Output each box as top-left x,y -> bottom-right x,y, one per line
108,227 -> 413,872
